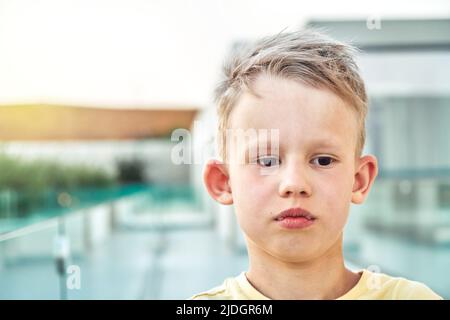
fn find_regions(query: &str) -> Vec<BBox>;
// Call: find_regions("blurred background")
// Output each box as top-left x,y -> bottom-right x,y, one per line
0,0 -> 449,299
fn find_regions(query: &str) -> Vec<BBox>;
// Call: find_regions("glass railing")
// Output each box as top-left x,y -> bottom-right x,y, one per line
0,183 -> 203,235
0,184 -> 147,235
0,183 -> 207,299
344,168 -> 450,298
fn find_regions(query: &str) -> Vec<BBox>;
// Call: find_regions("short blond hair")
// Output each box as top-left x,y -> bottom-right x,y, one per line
214,29 -> 368,162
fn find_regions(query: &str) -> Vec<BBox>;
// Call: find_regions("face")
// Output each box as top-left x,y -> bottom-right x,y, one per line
225,74 -> 363,263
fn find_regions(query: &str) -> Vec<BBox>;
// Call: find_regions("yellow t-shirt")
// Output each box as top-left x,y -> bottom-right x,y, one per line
190,269 -> 443,300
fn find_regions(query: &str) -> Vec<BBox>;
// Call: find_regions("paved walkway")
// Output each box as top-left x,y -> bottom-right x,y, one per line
0,227 -> 248,299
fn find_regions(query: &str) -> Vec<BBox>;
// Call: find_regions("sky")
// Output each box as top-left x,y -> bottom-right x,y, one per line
0,0 -> 448,109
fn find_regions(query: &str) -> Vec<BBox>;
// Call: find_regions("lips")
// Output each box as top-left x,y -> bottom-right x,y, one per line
275,207 -> 317,229
275,207 -> 317,221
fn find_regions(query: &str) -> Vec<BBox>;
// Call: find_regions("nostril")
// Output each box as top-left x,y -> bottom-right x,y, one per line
279,182 -> 312,197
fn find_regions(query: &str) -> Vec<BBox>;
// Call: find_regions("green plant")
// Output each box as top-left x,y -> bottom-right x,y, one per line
0,153 -> 118,217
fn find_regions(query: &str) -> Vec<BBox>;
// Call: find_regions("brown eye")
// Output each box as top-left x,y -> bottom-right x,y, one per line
312,156 -> 334,167
257,156 -> 280,167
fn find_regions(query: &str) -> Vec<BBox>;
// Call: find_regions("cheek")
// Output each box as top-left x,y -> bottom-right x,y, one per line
229,167 -> 274,223
319,173 -> 354,226
230,166 -> 272,199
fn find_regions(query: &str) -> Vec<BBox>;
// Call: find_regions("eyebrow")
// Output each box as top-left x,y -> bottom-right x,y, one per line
307,139 -> 342,149
244,138 -> 278,152
244,138 -> 343,155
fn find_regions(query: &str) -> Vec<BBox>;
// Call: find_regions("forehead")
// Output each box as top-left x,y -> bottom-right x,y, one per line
228,74 -> 358,153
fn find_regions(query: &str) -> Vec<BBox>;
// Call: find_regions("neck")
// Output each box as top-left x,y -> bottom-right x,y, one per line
245,234 -> 360,300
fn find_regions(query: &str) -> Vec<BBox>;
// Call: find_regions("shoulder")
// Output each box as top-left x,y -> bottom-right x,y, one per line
361,270 -> 443,300
189,278 -> 236,300
390,277 -> 443,300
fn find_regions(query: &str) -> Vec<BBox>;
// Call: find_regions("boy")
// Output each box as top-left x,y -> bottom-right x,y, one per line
192,30 -> 442,299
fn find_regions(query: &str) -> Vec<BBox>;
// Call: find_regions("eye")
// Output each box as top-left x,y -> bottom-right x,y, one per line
311,156 -> 335,167
256,156 -> 280,167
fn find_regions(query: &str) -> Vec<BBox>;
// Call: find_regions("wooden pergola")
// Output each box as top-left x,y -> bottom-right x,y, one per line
0,104 -> 199,141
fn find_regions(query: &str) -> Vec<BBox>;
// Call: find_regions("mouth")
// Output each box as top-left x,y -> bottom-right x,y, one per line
274,207 -> 317,229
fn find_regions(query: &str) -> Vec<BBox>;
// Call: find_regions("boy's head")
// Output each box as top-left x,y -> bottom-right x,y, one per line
216,30 -> 368,162
204,29 -> 378,264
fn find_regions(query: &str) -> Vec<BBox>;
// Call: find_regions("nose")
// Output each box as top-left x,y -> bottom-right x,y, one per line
278,162 -> 312,198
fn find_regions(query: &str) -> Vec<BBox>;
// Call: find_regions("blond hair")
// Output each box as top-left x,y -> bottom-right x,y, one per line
214,29 -> 368,162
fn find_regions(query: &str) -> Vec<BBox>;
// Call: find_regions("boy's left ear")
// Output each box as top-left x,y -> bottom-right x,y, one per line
351,155 -> 378,204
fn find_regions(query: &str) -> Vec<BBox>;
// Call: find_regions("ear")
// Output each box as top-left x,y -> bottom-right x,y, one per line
351,154 -> 378,204
203,159 -> 233,205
